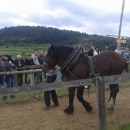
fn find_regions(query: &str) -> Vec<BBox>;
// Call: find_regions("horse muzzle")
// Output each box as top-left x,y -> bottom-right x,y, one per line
42,62 -> 49,72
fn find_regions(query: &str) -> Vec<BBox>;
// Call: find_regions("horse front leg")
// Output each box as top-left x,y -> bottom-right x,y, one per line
64,87 -> 76,114
107,84 -> 119,110
77,86 -> 93,112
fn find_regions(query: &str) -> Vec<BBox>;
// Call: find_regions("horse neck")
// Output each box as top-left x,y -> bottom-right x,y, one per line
55,47 -> 74,67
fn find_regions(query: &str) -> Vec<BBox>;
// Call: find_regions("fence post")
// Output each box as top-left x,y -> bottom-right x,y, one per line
30,70 -> 35,97
96,77 -> 107,130
14,67 -> 18,87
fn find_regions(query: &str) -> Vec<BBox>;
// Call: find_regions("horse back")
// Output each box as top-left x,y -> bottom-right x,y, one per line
93,51 -> 125,76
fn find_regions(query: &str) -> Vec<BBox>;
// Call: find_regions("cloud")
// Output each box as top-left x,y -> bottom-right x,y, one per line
0,0 -> 130,36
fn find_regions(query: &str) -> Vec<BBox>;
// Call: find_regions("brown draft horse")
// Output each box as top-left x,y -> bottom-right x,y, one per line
43,45 -> 126,114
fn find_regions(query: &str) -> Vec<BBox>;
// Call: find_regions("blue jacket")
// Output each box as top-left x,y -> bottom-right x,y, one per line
3,61 -> 14,77
3,61 -> 13,72
122,51 -> 130,58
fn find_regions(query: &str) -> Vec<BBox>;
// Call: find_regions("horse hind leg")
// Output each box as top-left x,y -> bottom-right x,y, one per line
107,84 -> 119,110
77,86 -> 93,112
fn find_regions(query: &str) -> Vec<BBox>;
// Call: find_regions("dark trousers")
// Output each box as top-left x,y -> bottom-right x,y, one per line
0,75 -> 4,86
125,62 -> 129,72
18,74 -> 23,86
44,74 -> 59,106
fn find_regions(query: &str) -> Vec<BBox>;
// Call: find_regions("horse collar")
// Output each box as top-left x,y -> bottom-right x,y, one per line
60,46 -> 82,80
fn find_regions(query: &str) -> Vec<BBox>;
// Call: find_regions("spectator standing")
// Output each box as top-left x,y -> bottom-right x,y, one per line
0,59 -> 5,88
8,54 -> 15,67
122,47 -> 130,72
38,51 -> 46,82
2,55 -> 15,100
115,46 -> 122,55
25,55 -> 34,85
88,46 -> 95,56
44,66 -> 59,109
94,47 -> 100,56
31,50 -> 40,83
15,55 -> 24,86
122,47 -> 130,59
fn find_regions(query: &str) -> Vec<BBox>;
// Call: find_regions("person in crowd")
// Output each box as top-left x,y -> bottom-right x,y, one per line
88,46 -> 95,56
8,54 -> 15,67
31,50 -> 40,66
82,47 -> 88,55
0,58 -> 5,88
82,47 -> 86,52
15,55 -> 24,86
94,47 -> 100,56
84,51 -> 88,56
114,46 -> 122,55
2,54 -> 15,100
31,50 -> 40,83
38,51 -> 46,82
24,55 -> 34,85
122,47 -> 130,72
122,47 -> 130,59
44,65 -> 59,109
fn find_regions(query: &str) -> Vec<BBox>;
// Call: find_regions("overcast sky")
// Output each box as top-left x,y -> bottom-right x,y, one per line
0,0 -> 129,36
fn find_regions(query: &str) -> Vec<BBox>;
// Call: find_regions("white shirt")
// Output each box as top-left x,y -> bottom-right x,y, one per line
94,51 -> 100,56
31,54 -> 39,65
114,49 -> 122,55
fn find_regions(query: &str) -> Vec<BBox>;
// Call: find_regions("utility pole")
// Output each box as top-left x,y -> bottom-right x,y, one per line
117,0 -> 125,47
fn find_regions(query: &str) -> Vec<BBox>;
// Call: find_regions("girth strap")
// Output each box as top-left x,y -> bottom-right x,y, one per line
88,56 -> 100,78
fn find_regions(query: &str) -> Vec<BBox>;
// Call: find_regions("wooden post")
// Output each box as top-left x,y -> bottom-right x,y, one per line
14,67 -> 18,87
96,77 -> 107,130
30,70 -> 35,97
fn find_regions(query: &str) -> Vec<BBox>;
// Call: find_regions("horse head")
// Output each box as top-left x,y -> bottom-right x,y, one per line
43,44 -> 57,71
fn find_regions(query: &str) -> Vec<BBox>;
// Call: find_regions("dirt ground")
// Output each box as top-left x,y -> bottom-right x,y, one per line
0,86 -> 130,130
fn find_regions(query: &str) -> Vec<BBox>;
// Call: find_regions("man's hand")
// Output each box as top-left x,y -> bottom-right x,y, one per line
18,64 -> 21,67
49,70 -> 54,73
10,63 -> 15,67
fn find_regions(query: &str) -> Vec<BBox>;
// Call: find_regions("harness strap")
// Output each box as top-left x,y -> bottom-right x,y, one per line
68,70 -> 78,80
60,46 -> 81,72
61,46 -> 82,76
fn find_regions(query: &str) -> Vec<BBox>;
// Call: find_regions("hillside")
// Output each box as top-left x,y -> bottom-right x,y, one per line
0,26 -> 123,50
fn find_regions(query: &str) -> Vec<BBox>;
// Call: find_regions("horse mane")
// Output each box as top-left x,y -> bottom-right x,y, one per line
48,45 -> 74,61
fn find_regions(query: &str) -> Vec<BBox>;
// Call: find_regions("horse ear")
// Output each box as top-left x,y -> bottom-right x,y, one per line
50,44 -> 53,50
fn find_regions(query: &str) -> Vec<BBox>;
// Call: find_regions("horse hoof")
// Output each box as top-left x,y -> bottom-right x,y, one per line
107,105 -> 114,111
64,108 -> 74,115
86,106 -> 93,112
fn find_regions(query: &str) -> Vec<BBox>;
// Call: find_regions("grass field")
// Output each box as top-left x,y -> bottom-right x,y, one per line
0,45 -> 49,59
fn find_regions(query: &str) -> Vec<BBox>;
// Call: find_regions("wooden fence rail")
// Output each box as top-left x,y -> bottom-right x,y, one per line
0,73 -> 130,95
0,68 -> 130,130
